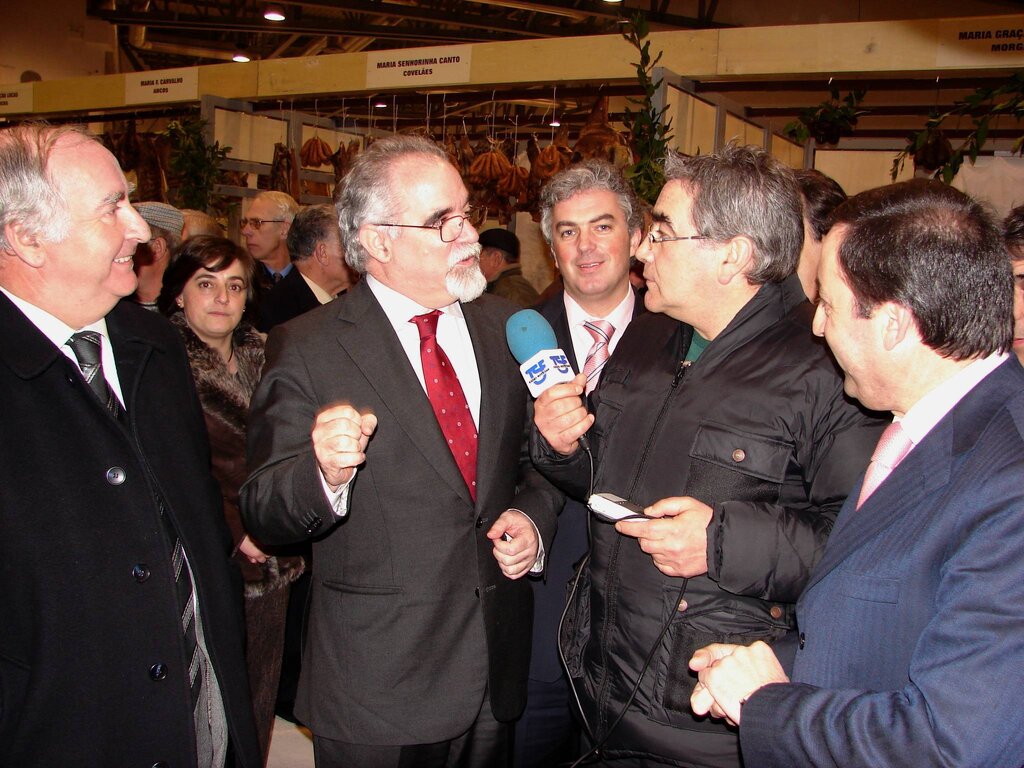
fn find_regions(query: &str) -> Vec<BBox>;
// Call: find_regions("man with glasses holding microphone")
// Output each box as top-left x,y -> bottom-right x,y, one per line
242,135 -> 561,768
531,143 -> 884,768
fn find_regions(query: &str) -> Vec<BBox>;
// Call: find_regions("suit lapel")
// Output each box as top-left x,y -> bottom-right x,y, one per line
539,286 -> 645,376
554,305 -> 578,373
0,292 -> 63,379
105,303 -> 157,415
803,359 -> 1021,593
334,282 -> 473,504
464,298 -> 509,509
804,429 -> 951,592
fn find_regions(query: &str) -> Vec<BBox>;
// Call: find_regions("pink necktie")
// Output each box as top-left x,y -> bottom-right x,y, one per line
582,319 -> 615,395
410,310 -> 478,500
857,422 -> 913,509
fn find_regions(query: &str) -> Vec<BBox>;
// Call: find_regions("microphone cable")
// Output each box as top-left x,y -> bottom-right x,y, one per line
555,432 -> 691,767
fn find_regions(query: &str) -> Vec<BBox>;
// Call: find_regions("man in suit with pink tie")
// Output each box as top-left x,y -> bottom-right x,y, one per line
690,179 -> 1024,768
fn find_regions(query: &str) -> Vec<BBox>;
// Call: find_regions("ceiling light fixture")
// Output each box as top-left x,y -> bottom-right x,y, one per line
602,0 -> 623,3
264,3 -> 286,21
232,49 -> 251,62
549,118 -> 561,127
374,99 -> 388,108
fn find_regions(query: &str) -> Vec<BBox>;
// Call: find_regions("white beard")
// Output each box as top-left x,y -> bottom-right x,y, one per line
445,243 -> 487,302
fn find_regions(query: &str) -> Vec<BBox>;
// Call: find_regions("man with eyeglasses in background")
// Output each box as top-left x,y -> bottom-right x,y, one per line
241,135 -> 561,768
241,191 -> 299,294
531,143 -> 885,768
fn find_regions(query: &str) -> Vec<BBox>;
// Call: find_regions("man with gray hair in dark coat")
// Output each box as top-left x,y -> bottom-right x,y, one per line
0,124 -> 259,767
531,143 -> 886,767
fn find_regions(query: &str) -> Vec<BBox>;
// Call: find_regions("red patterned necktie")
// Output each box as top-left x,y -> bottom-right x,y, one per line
582,319 -> 615,395
856,421 -> 913,509
410,310 -> 478,500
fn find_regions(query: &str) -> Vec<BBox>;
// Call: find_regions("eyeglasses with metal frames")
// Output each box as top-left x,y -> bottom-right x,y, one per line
240,218 -> 287,231
374,206 -> 479,243
646,231 -> 709,245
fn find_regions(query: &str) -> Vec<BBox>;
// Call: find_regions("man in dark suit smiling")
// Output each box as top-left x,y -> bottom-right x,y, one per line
0,124 -> 259,767
242,135 -> 561,768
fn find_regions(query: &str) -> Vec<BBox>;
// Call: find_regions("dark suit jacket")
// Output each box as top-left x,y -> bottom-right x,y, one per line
528,288 -> 643,683
241,280 -> 562,745
0,295 -> 260,768
257,265 -> 321,332
741,358 -> 1024,767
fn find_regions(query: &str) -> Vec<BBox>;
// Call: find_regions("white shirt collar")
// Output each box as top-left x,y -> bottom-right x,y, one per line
563,286 -> 635,367
298,269 -> 335,305
897,352 -> 1009,447
0,286 -> 126,406
0,286 -> 111,349
365,274 -> 466,326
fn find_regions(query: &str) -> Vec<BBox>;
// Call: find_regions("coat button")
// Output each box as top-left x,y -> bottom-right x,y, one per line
149,663 -> 168,681
769,605 -> 783,619
731,449 -> 746,463
132,563 -> 151,583
475,516 -> 484,528
152,762 -> 170,768
105,466 -> 126,485
474,587 -> 480,598
798,632 -> 806,649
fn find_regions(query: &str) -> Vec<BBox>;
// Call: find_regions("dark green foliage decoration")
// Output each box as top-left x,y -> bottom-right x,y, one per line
621,12 -> 673,206
161,117 -> 231,212
891,72 -> 1024,184
784,85 -> 868,146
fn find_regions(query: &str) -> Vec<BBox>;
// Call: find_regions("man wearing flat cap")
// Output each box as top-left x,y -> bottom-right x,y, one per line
132,201 -> 184,311
479,227 -> 539,308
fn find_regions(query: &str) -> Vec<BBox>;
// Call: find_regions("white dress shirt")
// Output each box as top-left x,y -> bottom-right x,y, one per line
563,287 -> 636,371
894,352 -> 1009,455
322,276 -> 543,569
1,287 -> 126,406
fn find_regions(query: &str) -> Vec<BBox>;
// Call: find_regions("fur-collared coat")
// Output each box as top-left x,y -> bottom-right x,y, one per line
171,312 -> 304,596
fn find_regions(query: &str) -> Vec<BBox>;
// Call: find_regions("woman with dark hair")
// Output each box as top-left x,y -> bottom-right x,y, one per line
159,235 -> 303,764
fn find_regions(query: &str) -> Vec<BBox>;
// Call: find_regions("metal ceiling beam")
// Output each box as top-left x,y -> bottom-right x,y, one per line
276,0 -> 559,37
271,0 -> 730,29
694,77 -> 1011,93
461,0 -> 732,28
88,7 -> 517,43
268,33 -> 302,58
133,36 -> 246,61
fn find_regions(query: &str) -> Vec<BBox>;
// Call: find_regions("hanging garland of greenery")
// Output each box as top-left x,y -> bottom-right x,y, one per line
891,72 -> 1024,183
620,12 -> 673,206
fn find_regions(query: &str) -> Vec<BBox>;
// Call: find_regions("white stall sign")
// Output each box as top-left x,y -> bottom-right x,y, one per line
937,18 -> 1024,66
125,67 -> 199,104
366,45 -> 472,88
0,84 -> 33,114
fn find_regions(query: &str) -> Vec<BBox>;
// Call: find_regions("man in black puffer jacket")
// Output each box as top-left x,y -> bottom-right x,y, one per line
531,144 -> 887,768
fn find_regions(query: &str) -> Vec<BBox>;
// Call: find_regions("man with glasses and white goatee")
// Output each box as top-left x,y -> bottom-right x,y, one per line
241,135 -> 561,768
531,143 -> 886,768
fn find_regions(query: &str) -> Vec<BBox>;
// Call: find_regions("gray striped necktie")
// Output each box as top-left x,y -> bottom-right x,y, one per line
66,331 -> 119,414
582,319 -> 615,394
66,331 -> 204,713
